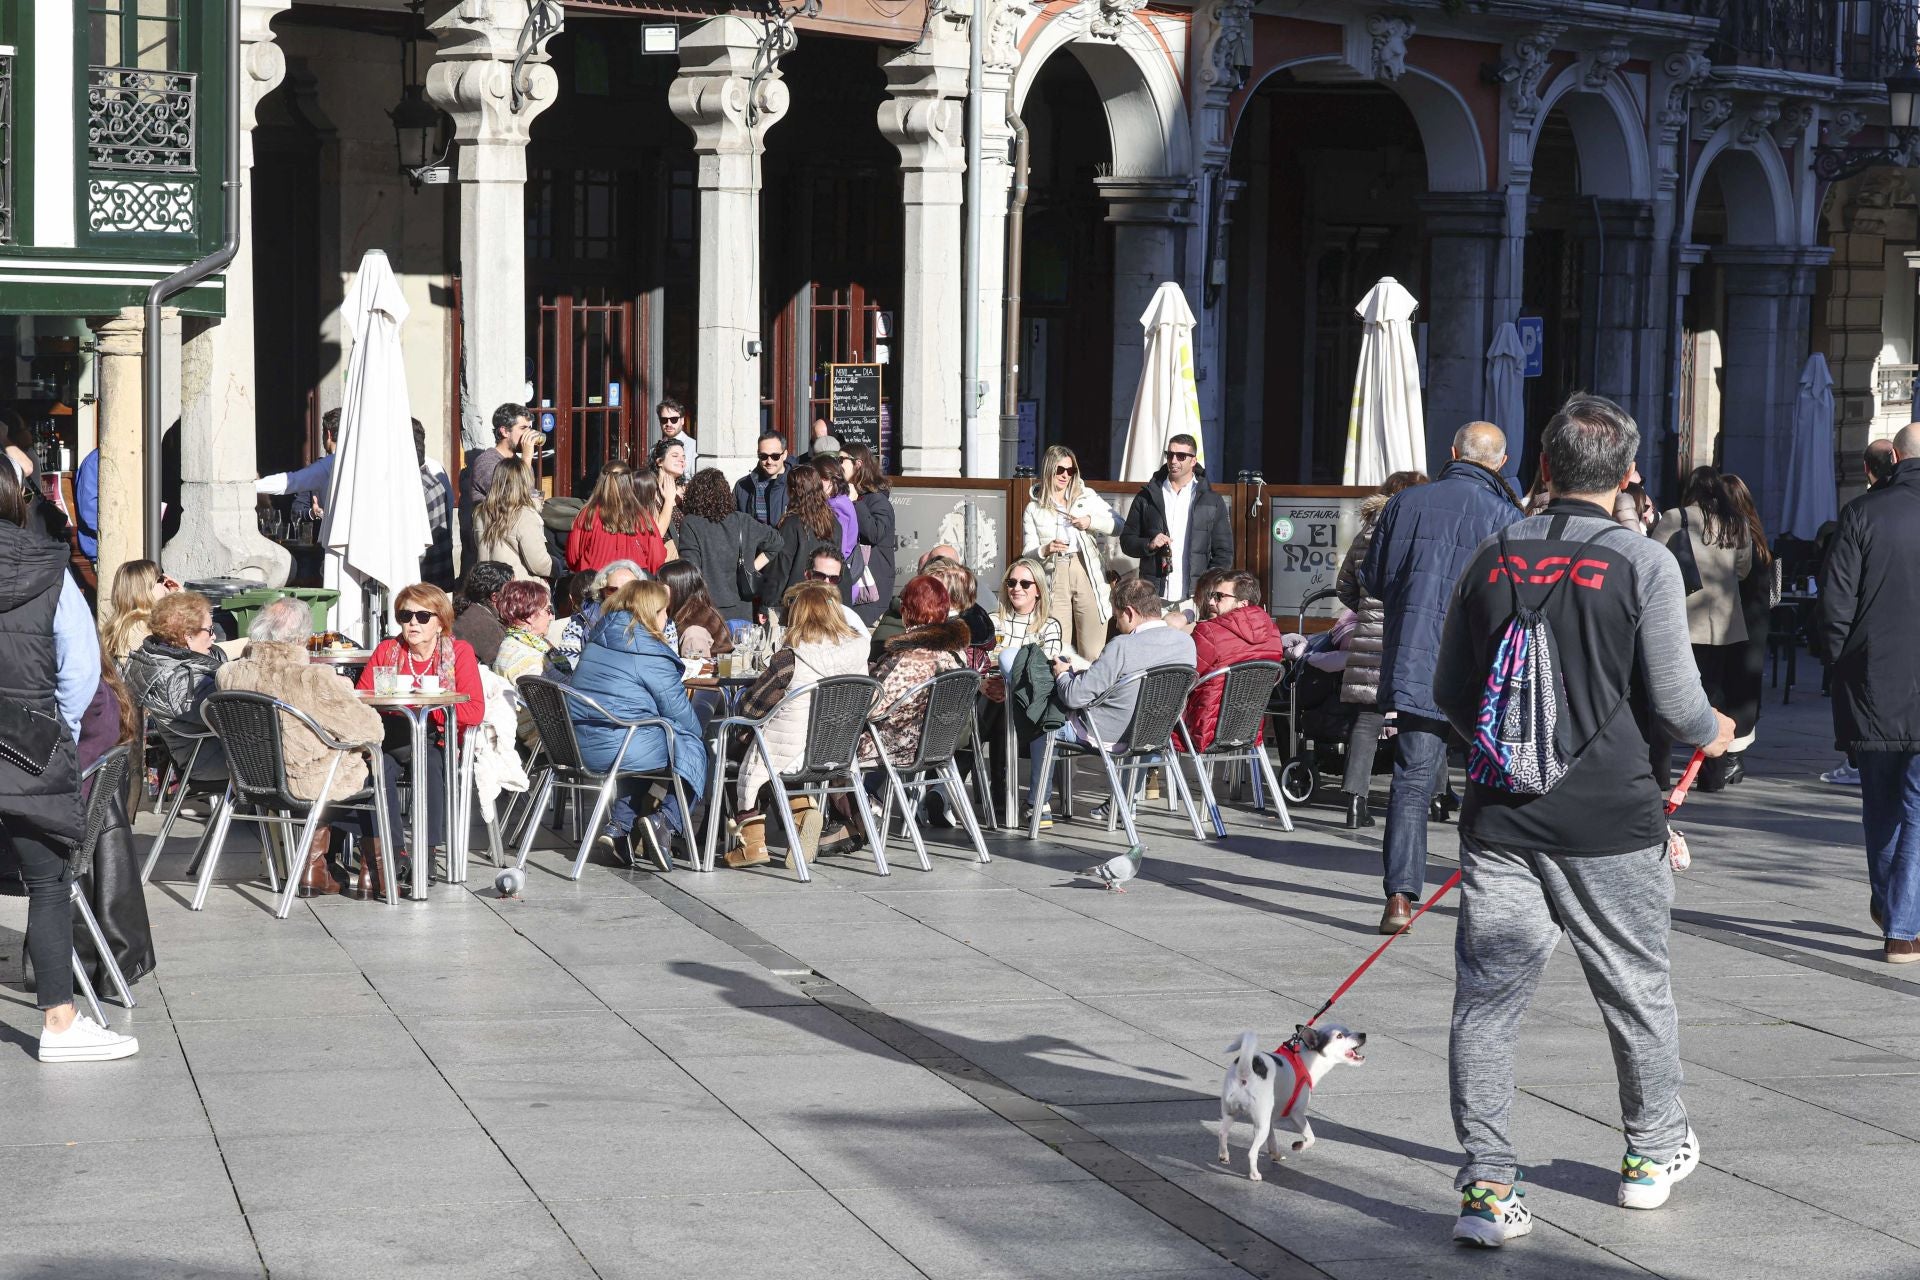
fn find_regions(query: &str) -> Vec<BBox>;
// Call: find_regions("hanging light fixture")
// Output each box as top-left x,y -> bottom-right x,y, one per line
390,14 -> 450,189
1814,8 -> 1920,181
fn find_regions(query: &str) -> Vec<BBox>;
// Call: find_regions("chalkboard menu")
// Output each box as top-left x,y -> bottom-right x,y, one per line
827,363 -> 882,450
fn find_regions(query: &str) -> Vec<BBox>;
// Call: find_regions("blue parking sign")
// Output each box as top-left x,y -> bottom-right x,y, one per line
1517,316 -> 1544,379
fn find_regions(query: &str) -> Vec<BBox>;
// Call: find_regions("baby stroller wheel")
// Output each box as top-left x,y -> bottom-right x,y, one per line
1279,758 -> 1315,805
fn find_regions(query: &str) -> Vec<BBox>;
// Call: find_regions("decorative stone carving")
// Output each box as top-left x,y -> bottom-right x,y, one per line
1737,96 -> 1780,147
1772,101 -> 1814,147
1831,106 -> 1868,144
1199,0 -> 1255,91
1368,14 -> 1413,82
1692,89 -> 1735,141
984,0 -> 1030,72
427,3 -> 561,157
1582,38 -> 1629,89
1090,0 -> 1147,41
1659,49 -> 1712,129
1505,26 -> 1562,125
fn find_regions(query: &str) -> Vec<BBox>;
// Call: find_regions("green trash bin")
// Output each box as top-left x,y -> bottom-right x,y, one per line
282,588 -> 341,634
216,587 -> 341,638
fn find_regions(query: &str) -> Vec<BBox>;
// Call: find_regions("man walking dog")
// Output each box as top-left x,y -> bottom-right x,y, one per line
1433,394 -> 1732,1246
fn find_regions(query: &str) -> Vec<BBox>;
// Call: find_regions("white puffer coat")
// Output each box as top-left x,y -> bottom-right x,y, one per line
736,630 -> 872,807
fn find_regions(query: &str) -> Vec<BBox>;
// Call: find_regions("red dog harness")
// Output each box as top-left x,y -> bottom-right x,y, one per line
1274,1040 -> 1312,1118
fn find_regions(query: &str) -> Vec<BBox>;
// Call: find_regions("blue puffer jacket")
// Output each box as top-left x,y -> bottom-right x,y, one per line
566,611 -> 709,796
1362,459 -> 1519,721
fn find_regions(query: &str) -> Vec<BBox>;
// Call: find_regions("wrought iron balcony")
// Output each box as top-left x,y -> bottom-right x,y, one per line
1711,0 -> 1840,75
1878,363 -> 1917,407
1839,0 -> 1920,83
87,66 -> 197,173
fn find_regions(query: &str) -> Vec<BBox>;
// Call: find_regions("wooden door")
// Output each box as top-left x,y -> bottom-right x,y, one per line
534,288 -> 642,497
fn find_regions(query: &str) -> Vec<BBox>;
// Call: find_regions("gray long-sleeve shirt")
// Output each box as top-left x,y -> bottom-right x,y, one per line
1434,502 -> 1718,855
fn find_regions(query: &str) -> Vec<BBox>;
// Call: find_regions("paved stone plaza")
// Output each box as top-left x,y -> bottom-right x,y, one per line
4,691 -> 1918,1280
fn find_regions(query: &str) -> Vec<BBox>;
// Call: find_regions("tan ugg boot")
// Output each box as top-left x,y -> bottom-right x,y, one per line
724,815 -> 770,867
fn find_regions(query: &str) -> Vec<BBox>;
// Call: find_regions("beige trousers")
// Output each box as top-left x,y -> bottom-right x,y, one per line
1049,552 -> 1107,661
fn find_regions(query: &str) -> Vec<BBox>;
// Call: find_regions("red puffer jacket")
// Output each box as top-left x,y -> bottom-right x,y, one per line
1182,606 -> 1289,751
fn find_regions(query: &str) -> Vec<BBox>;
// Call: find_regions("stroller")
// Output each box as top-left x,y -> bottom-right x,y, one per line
1268,588 -> 1362,804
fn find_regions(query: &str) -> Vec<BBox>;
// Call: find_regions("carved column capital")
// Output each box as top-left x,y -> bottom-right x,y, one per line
427,1 -> 562,166
879,37 -> 970,191
1502,25 -> 1564,126
985,0 -> 1031,73
1197,0 -> 1255,93
666,15 -> 790,159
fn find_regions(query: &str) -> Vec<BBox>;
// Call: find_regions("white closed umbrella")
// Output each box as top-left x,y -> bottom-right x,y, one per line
1486,321 -> 1526,483
1343,277 -> 1425,486
1119,282 -> 1205,483
322,249 -> 431,641
1780,352 -> 1837,539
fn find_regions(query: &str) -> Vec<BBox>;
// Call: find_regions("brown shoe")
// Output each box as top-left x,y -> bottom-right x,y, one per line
1379,893 -> 1414,935
297,828 -> 340,898
353,838 -> 391,901
1886,939 -> 1919,964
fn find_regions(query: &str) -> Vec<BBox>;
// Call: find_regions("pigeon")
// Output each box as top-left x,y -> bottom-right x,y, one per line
1081,845 -> 1143,892
494,866 -> 526,899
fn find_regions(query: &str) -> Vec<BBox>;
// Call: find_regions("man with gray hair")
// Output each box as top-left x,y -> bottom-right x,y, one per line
1432,393 -> 1732,1245
1361,419 -> 1520,932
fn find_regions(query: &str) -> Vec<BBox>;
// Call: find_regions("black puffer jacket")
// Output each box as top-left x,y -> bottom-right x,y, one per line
1817,459 -> 1920,751
124,637 -> 224,762
0,516 -> 83,843
1118,469 -> 1234,599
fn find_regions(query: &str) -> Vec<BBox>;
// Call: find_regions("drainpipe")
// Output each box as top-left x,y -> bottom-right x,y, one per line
959,0 -> 984,475
144,0 -> 242,561
998,112 -> 1030,476
1589,194 -> 1606,396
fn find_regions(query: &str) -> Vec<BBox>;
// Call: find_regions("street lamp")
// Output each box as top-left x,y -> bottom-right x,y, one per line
1814,59 -> 1920,181
389,33 -> 449,189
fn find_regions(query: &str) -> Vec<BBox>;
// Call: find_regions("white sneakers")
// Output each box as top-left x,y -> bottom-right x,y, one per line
39,1013 -> 139,1063
1618,1128 -> 1699,1209
1453,1182 -> 1532,1247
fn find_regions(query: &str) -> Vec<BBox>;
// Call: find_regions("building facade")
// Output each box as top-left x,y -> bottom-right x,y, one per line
3,0 -> 1912,588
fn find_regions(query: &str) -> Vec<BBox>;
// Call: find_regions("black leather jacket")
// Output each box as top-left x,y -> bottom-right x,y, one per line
124,637 -> 224,755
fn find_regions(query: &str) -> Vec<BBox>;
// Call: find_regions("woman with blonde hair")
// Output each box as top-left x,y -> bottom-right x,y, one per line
1021,444 -> 1115,659
474,457 -> 553,580
567,576 -> 708,866
725,581 -> 870,867
101,558 -> 174,665
568,460 -> 669,573
990,556 -> 1067,662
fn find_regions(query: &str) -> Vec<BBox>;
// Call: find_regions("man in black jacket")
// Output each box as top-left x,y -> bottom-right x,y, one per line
1817,421 -> 1920,963
1118,434 -> 1232,603
1433,394 -> 1730,1244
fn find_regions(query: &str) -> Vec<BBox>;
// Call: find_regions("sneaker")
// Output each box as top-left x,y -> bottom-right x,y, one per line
39,1013 -> 139,1063
1022,805 -> 1053,830
1453,1181 -> 1530,1247
1822,763 -> 1861,785
635,815 -> 674,872
1618,1128 -> 1699,1209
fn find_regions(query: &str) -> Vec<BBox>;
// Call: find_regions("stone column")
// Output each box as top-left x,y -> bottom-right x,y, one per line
668,16 -> 790,479
1098,177 -> 1194,477
879,23 -> 968,476
1576,199 -> 1661,437
1418,192 -> 1508,471
94,308 -> 149,591
1190,0 -> 1252,475
1714,245 -> 1830,530
428,1 -> 561,456
169,0 -> 293,584
980,0 -> 1025,475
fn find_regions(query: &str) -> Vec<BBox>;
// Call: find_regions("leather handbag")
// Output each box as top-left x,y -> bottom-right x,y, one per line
732,518 -> 760,603
1668,508 -> 1706,596
0,694 -> 63,774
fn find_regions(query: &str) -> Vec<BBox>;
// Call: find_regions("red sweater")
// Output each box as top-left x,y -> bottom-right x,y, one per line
567,510 -> 665,574
356,637 -> 486,738
1184,607 -> 1289,751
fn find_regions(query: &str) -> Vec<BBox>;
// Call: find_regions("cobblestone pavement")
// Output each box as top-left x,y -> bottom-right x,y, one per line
3,688 -> 1916,1279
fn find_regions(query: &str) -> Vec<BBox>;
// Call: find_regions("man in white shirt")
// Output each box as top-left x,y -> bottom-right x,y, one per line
1119,433 -> 1233,602
658,396 -> 697,472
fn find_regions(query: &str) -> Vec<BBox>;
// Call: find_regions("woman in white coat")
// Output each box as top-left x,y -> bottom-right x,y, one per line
1022,445 -> 1115,660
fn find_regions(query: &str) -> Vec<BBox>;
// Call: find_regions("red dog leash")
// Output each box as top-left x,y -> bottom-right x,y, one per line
1290,751 -> 1713,1036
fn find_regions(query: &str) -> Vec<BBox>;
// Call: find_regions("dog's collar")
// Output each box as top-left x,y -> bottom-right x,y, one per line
1274,1039 -> 1313,1118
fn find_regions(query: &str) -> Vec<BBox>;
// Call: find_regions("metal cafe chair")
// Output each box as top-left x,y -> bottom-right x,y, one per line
138,724 -> 221,884
65,744 -> 138,1022
513,676 -> 694,879
194,692 -> 397,918
870,668 -> 993,868
702,675 -> 887,882
1175,660 -> 1293,838
1027,664 -> 1204,848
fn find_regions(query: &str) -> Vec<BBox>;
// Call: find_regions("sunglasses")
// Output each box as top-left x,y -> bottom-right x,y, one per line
396,609 -> 437,625
659,414 -> 683,426
1054,465 -> 1077,477
759,451 -> 785,461
192,625 -> 214,639
1165,450 -> 1195,462
1207,590 -> 1236,603
1006,578 -> 1038,590
807,570 -> 841,584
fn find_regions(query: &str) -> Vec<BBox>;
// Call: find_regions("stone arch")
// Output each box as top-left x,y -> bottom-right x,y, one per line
1013,13 -> 1191,177
1235,55 -> 1487,192
1529,67 -> 1651,199
1684,131 -> 1794,244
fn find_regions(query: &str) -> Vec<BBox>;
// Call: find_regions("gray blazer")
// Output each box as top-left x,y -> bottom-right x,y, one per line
1055,620 -> 1198,748
1649,504 -> 1754,646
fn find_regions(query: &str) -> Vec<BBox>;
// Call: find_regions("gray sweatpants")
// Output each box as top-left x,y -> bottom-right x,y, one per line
1449,837 -> 1688,1190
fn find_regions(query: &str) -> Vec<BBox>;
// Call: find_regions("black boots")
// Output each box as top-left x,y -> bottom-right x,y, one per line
1343,792 -> 1375,829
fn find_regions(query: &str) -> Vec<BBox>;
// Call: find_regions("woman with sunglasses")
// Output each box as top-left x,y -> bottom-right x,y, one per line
1022,444 -> 1115,660
991,557 -> 1067,665
124,590 -> 230,790
354,584 -> 485,897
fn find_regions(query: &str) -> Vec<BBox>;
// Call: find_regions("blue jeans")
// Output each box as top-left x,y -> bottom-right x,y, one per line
1026,722 -> 1087,810
1857,751 -> 1920,941
611,785 -> 688,837
1384,714 -> 1448,899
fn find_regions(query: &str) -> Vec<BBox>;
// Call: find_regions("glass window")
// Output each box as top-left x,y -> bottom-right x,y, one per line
90,0 -> 181,69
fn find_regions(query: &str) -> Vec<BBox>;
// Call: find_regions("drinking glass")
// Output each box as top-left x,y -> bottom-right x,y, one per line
372,667 -> 399,697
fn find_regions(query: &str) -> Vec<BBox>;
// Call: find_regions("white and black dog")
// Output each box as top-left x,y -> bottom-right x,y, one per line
1217,1025 -> 1367,1180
